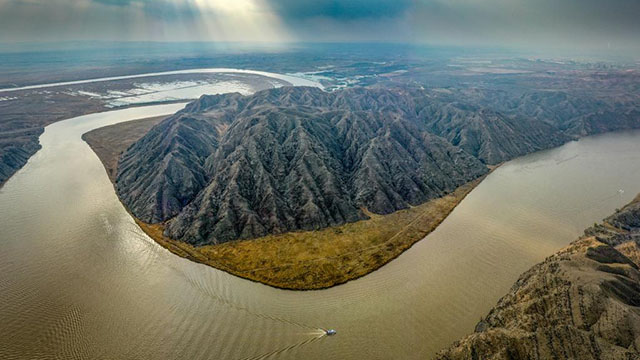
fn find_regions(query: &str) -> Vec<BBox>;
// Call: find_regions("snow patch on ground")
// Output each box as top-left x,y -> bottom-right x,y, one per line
287,71 -> 333,84
67,80 -> 255,108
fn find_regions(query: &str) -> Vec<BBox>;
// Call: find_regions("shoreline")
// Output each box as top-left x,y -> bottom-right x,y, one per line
436,193 -> 640,358
0,68 -> 312,191
132,174 -> 490,290
0,101 -> 182,191
84,118 -> 494,289
80,115 -> 640,290
0,67 -> 322,93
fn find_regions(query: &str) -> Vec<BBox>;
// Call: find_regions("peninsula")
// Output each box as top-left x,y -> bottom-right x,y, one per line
85,84 -> 640,289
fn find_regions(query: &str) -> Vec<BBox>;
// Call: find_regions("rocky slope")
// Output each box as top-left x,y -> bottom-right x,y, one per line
0,128 -> 42,186
411,87 -> 640,164
414,99 -> 567,164
437,195 -> 640,360
117,87 -> 488,245
116,85 -> 640,245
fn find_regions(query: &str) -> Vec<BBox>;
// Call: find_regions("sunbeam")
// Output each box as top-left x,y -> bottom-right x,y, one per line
0,0 -> 293,43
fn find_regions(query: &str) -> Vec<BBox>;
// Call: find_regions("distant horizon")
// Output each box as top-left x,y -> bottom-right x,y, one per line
1,0 -> 639,57
0,41 -> 637,62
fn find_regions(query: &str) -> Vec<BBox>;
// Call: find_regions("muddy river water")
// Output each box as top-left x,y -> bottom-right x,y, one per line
1,72 -> 640,359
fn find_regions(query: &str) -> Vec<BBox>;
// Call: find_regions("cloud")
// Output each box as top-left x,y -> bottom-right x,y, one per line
0,0 -> 638,54
0,0 -> 292,42
90,0 -> 198,21
267,0 -> 411,20
408,0 -> 640,51
93,0 -> 141,6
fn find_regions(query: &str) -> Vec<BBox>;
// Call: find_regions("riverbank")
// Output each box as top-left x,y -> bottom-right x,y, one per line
136,176 -> 486,290
437,193 -> 640,359
0,68 -> 313,190
6,100 -> 640,357
84,120 -> 490,289
82,116 -> 166,181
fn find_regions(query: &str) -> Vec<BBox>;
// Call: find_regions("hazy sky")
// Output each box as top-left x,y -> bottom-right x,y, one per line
1,0 -> 638,53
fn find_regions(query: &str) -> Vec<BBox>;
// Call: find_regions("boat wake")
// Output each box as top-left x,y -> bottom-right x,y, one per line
239,331 -> 326,360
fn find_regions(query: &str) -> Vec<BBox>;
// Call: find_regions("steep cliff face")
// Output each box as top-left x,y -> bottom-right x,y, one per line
437,196 -> 640,360
116,87 -> 489,245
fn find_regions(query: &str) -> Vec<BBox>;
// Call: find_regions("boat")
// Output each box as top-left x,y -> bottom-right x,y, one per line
326,329 -> 337,336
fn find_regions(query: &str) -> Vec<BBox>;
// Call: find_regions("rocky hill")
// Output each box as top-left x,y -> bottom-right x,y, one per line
116,86 -> 640,245
414,100 -> 567,164
411,87 -> 640,164
437,195 -> 640,359
116,87 -> 488,245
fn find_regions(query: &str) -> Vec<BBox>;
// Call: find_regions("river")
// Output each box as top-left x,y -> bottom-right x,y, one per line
1,81 -> 640,359
0,68 -> 322,93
